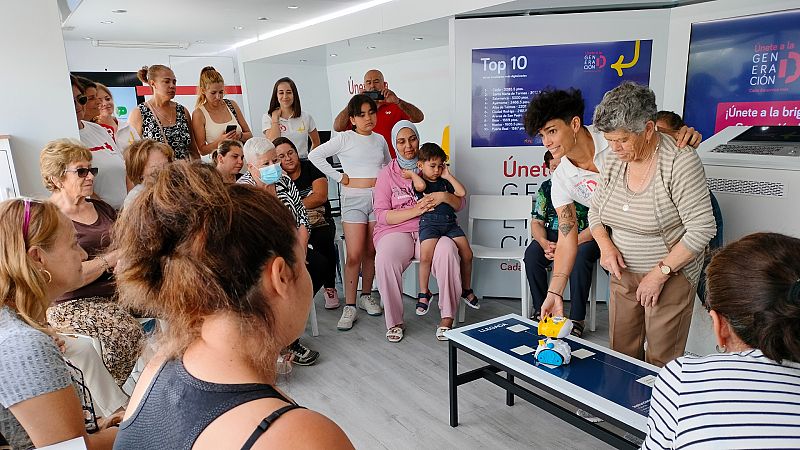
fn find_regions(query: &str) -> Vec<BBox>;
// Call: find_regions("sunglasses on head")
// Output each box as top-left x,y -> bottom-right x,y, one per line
64,167 -> 99,178
75,95 -> 88,106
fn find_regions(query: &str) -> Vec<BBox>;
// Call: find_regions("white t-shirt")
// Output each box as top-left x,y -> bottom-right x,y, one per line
307,130 -> 390,183
79,121 -> 127,210
261,112 -> 316,158
550,125 -> 610,209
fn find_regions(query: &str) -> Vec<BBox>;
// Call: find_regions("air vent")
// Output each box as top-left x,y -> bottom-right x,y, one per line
707,177 -> 785,198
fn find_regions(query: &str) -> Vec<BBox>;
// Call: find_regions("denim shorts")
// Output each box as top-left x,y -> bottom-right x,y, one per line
341,186 -> 375,223
419,213 -> 465,242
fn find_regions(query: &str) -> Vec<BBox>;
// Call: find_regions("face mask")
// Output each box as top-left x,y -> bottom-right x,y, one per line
258,163 -> 281,185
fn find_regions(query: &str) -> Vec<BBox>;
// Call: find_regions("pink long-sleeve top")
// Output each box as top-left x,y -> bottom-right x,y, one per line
373,160 -> 465,245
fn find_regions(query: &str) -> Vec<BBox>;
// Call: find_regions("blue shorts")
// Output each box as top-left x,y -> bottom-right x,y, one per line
419,213 -> 465,242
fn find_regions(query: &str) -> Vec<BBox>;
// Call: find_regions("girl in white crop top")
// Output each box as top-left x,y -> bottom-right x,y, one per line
308,95 -> 390,325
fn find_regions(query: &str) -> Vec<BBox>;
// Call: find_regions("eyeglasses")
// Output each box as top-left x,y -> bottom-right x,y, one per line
64,167 -> 99,178
74,95 -> 88,106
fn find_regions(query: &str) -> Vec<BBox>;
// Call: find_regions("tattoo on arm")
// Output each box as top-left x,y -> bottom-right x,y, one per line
558,205 -> 576,237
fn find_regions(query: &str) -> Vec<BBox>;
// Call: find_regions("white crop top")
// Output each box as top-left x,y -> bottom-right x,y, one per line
308,130 -> 390,183
199,103 -> 239,144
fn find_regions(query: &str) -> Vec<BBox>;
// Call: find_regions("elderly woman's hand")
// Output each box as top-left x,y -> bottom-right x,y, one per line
637,269 -> 669,307
674,126 -> 702,148
599,242 -> 627,280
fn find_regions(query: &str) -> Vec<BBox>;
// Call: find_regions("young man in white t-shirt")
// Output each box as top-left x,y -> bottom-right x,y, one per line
523,88 -> 702,319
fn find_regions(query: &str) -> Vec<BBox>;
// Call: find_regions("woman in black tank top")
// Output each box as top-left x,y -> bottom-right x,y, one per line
111,162 -> 353,449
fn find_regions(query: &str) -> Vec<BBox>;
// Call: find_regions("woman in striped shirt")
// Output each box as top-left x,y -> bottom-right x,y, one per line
643,232 -> 800,449
587,82 -> 716,367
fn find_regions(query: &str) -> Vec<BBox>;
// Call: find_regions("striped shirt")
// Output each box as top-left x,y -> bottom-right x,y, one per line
643,349 -> 800,449
588,134 -> 716,285
237,172 -> 310,229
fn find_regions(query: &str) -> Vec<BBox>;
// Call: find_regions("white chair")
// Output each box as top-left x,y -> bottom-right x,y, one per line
458,194 -> 533,322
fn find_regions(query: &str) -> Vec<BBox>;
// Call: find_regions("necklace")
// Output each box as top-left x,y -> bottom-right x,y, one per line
622,143 -> 658,212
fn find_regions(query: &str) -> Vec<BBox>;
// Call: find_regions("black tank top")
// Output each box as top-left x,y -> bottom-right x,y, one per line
113,359 -> 303,450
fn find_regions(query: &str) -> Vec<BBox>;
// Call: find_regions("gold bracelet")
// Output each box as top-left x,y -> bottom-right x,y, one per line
98,256 -> 111,273
551,273 -> 569,279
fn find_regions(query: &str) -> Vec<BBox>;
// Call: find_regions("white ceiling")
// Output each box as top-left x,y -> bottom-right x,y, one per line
61,0 -> 365,45
255,18 -> 449,66
60,0 -> 711,64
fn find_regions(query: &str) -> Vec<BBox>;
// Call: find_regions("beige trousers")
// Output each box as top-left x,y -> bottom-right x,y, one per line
609,271 -> 696,367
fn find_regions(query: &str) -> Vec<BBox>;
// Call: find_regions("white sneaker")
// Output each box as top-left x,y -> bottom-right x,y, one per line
337,305 -> 358,331
358,293 -> 383,316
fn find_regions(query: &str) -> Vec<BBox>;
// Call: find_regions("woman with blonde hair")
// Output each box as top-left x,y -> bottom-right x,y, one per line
128,64 -> 199,160
40,139 -> 144,385
112,162 -> 352,449
0,198 -> 117,449
94,82 -> 141,147
192,66 -> 252,159
122,139 -> 174,208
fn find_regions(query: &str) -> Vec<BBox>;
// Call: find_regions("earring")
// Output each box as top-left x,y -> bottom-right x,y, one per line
715,344 -> 727,353
42,269 -> 52,284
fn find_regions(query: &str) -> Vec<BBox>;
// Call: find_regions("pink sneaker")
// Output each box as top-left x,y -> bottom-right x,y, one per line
324,288 -> 340,309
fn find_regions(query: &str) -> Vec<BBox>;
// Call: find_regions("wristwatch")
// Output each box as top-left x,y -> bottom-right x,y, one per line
658,261 -> 676,276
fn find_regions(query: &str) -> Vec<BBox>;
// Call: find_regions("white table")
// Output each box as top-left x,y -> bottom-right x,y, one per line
445,314 -> 659,449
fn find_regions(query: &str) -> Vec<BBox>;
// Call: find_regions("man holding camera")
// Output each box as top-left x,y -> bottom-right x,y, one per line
333,69 -> 424,158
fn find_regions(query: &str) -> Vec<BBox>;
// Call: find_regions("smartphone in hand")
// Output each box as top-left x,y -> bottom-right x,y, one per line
225,124 -> 238,134
363,90 -> 385,101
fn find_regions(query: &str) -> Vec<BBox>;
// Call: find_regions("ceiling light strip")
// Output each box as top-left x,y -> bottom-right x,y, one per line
231,0 -> 394,50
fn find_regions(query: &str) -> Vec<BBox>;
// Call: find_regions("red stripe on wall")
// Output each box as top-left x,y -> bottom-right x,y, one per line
135,85 -> 243,96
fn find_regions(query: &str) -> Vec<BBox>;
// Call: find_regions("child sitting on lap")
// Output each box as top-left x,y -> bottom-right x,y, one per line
406,143 -> 480,315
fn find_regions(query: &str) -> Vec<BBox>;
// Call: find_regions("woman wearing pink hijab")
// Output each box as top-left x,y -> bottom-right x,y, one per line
372,121 -> 464,343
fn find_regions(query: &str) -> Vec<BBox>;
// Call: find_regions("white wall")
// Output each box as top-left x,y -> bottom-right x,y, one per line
662,0 -> 800,114
452,9 -> 671,297
241,62 -> 334,135
64,40 -> 241,83
326,46 -> 450,147
0,0 -> 77,197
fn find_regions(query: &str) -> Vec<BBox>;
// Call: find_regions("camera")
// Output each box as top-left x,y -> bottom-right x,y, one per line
363,90 -> 385,101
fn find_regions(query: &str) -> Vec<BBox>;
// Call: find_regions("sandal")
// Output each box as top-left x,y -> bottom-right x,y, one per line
386,326 -> 404,343
436,326 -> 451,341
416,292 -> 432,316
461,289 -> 481,310
570,320 -> 585,338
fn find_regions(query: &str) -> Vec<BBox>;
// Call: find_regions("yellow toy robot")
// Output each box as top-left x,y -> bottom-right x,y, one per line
535,316 -> 573,366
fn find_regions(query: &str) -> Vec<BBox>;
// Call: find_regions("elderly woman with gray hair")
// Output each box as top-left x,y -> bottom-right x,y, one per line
585,82 -> 716,367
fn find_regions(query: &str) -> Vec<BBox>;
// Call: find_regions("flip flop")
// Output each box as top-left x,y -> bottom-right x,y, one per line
461,289 -> 481,310
386,326 -> 404,343
570,320 -> 585,338
436,326 -> 451,341
416,292 -> 432,316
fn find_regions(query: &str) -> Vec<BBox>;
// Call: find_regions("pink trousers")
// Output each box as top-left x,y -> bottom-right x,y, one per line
375,231 -> 462,329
